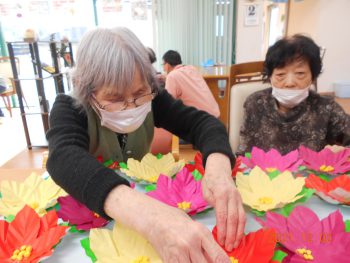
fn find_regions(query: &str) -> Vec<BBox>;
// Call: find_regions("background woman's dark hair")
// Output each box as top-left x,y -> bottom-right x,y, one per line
147,47 -> 157,64
263,34 -> 322,81
162,50 -> 182,66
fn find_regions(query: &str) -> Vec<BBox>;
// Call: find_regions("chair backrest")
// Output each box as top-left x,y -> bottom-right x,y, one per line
229,61 -> 269,153
0,56 -> 20,87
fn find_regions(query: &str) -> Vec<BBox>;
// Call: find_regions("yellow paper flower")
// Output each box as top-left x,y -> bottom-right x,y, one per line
122,153 -> 185,183
0,173 -> 67,217
90,223 -> 162,263
236,166 -> 305,211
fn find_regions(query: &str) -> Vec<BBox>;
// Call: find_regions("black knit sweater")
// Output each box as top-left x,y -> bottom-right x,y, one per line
46,89 -> 234,219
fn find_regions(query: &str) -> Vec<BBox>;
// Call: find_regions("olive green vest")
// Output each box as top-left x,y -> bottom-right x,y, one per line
86,106 -> 154,162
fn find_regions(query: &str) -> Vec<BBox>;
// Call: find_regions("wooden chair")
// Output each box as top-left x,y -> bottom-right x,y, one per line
229,61 -> 270,152
0,56 -> 28,117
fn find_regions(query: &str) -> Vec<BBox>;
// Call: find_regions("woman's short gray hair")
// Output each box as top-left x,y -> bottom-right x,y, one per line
71,27 -> 156,107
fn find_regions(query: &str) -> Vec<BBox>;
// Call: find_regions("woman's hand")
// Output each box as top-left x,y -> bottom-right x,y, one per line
202,153 -> 246,252
105,185 -> 230,263
325,144 -> 346,153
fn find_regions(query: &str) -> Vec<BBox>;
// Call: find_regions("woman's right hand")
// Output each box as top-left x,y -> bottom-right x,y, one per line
104,185 -> 230,263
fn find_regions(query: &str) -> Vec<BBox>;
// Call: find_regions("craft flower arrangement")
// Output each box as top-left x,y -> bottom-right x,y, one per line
299,145 -> 350,175
305,174 -> 350,205
82,223 -> 162,263
241,147 -> 303,173
57,195 -> 109,231
0,205 -> 67,263
212,226 -> 277,263
147,167 -> 208,215
120,153 -> 185,184
258,206 -> 350,262
236,167 -> 306,213
0,173 -> 67,217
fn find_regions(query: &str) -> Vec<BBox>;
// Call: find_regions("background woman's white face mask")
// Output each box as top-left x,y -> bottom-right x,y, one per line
97,101 -> 152,133
272,86 -> 310,108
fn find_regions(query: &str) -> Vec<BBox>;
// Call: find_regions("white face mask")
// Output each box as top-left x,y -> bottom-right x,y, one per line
272,86 -> 310,108
95,101 -> 152,134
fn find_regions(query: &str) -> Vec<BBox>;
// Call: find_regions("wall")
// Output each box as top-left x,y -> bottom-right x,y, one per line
235,0 -> 265,63
287,0 -> 350,92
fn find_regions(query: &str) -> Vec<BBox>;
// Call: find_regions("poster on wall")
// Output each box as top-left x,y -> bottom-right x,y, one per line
244,4 -> 259,26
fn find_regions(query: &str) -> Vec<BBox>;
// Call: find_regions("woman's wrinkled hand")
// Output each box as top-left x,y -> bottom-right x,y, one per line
202,153 -> 246,252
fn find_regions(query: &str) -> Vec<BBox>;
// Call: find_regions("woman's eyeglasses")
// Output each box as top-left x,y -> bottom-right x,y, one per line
92,92 -> 156,112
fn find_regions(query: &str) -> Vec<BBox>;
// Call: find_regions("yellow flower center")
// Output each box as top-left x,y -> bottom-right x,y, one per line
93,212 -> 100,218
132,256 -> 150,263
29,202 -> 39,210
319,165 -> 334,172
11,245 -> 32,261
230,256 -> 239,263
177,201 -> 191,211
149,176 -> 158,183
265,167 -> 277,173
258,197 -> 273,204
296,248 -> 314,261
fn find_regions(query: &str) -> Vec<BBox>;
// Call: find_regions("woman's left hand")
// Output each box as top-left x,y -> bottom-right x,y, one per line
202,152 -> 246,252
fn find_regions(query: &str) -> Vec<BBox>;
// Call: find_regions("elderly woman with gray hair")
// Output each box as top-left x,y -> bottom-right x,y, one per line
46,27 -> 245,262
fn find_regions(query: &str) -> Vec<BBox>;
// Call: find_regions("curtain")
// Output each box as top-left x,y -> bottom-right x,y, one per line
153,0 -> 234,68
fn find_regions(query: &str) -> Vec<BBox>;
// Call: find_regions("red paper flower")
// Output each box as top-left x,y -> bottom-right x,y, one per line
185,152 -> 242,177
212,226 -> 276,263
0,205 -> 67,262
305,174 -> 350,205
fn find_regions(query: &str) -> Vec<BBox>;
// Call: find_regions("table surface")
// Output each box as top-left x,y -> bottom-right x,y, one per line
1,170 -> 349,262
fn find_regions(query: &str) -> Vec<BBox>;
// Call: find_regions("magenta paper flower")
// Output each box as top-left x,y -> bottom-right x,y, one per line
258,206 -> 350,262
242,147 -> 303,173
147,167 -> 208,215
57,196 -> 108,231
299,145 -> 350,175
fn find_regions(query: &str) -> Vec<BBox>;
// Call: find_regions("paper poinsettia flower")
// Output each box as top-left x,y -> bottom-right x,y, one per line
184,152 -> 243,177
0,173 -> 67,217
299,145 -> 350,175
57,195 -> 108,231
212,226 -> 276,263
147,167 -> 208,215
241,147 -> 303,173
305,174 -> 350,205
87,223 -> 162,263
0,205 -> 67,262
236,166 -> 305,212
121,153 -> 185,183
257,206 -> 350,262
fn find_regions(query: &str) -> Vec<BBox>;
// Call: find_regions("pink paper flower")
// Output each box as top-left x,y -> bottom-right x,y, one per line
146,167 -> 208,215
242,147 -> 303,173
257,206 -> 350,262
57,196 -> 108,231
299,145 -> 350,175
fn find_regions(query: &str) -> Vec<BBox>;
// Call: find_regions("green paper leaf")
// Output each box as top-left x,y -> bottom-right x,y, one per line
103,159 -> 114,167
345,220 -> 350,232
298,166 -> 306,171
272,250 -> 287,262
4,214 -> 15,223
156,153 -> 163,159
144,184 -> 157,192
59,222 -> 70,226
318,174 -> 331,182
46,202 -> 60,212
81,237 -> 97,263
119,162 -> 128,169
192,169 -> 203,181
279,187 -> 315,217
69,225 -> 86,233
268,170 -> 281,180
251,208 -> 266,217
244,152 -> 251,159
0,192 -> 2,198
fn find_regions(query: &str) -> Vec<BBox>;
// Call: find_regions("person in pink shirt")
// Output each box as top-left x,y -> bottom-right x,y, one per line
162,50 -> 220,118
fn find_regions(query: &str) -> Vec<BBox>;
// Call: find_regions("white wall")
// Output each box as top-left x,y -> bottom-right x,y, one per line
235,0 -> 265,63
287,0 -> 350,92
